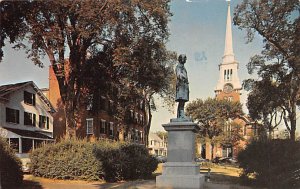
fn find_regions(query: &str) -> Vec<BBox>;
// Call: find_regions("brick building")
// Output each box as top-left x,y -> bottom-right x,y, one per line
45,65 -> 147,143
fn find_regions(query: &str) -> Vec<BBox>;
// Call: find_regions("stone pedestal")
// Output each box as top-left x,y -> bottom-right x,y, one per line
156,120 -> 205,189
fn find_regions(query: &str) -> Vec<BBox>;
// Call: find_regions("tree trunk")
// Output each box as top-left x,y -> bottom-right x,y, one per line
64,98 -> 76,139
290,104 -> 296,141
268,126 -> 273,140
145,99 -> 152,147
211,143 -> 214,161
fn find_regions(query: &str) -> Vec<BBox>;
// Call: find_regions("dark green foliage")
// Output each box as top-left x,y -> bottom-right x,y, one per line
186,98 -> 244,160
0,137 -> 23,188
30,139 -> 158,182
95,143 -> 158,182
238,140 -> 300,189
30,139 -> 103,181
234,0 -> 300,141
0,0 -> 175,139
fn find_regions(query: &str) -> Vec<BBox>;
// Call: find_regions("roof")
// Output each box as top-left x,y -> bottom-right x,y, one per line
4,127 -> 54,140
237,115 -> 253,125
0,81 -> 55,113
149,133 -> 163,142
0,81 -> 30,97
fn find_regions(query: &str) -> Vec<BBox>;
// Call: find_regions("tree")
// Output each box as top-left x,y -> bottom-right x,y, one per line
155,131 -> 168,141
0,1 -> 29,62
0,0 -> 174,138
186,98 -> 243,160
246,78 -> 285,139
234,0 -> 300,141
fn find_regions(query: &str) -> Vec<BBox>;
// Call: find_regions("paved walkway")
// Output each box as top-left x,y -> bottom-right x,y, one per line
20,175 -> 255,189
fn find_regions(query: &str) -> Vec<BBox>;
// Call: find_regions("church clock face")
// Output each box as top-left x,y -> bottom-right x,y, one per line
223,83 -> 233,93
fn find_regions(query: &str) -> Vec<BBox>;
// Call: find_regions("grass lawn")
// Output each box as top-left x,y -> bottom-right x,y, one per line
17,163 -> 261,189
156,162 -> 241,183
202,164 -> 241,184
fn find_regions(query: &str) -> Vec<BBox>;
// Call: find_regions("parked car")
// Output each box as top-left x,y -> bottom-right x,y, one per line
195,157 -> 209,163
156,155 -> 167,163
20,157 -> 31,173
213,157 -> 237,164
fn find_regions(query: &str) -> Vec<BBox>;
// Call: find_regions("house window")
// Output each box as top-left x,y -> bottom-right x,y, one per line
139,100 -> 144,110
139,114 -> 143,124
6,108 -> 19,124
130,110 -> 134,119
100,96 -> 107,111
24,91 -> 35,106
100,119 -> 106,134
109,122 -> 114,136
86,118 -> 93,135
135,112 -> 139,123
39,115 -> 49,129
86,94 -> 93,111
108,100 -> 114,115
24,112 -> 36,126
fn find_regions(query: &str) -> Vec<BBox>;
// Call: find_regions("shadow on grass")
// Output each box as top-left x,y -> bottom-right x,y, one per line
92,173 -> 157,189
10,180 -> 44,189
92,180 -> 155,189
209,171 -> 240,184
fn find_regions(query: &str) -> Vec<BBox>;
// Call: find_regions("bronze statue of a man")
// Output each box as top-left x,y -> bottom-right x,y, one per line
175,54 -> 189,119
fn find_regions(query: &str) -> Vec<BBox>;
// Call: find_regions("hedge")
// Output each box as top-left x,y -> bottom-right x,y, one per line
238,139 -> 300,189
30,139 -> 104,180
94,143 -> 158,182
30,139 -> 158,182
0,137 -> 23,189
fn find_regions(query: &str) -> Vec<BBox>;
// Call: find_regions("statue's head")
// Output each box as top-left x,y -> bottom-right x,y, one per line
178,54 -> 187,64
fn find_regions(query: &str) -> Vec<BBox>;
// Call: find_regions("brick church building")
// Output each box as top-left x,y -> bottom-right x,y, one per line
202,1 -> 255,160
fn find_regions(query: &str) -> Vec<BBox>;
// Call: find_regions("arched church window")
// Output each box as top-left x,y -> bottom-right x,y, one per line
227,69 -> 230,81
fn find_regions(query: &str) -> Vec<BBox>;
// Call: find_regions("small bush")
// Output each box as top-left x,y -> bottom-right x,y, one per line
238,139 -> 300,189
30,138 -> 103,181
95,143 -> 158,182
0,137 -> 23,189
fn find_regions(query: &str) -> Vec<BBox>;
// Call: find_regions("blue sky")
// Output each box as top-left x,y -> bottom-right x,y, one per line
3,0 -> 294,132
151,0 -> 264,131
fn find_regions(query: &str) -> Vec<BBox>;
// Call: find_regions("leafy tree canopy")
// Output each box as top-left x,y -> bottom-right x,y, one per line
186,98 -> 244,159
0,0 -> 175,138
155,131 -> 168,140
234,0 -> 300,141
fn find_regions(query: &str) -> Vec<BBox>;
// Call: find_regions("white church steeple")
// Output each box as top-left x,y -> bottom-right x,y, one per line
215,0 -> 242,100
223,0 -> 234,63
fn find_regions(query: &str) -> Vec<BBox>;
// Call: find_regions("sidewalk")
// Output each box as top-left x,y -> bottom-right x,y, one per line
20,175 -> 255,189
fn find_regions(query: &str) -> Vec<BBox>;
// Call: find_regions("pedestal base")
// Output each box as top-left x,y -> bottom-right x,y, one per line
156,174 -> 205,189
156,120 -> 204,189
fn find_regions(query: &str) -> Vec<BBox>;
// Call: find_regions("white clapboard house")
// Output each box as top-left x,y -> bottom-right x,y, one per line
0,81 -> 55,158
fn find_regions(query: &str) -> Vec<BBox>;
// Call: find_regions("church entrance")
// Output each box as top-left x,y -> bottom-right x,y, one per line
201,144 -> 206,159
222,147 -> 233,158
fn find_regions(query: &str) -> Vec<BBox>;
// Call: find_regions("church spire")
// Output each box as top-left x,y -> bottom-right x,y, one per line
215,0 -> 242,100
223,0 -> 234,64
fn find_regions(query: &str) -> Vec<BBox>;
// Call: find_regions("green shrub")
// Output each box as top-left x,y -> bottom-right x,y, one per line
95,143 -> 158,182
238,139 -> 300,189
30,139 -> 158,182
30,138 -> 103,181
0,137 -> 23,188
